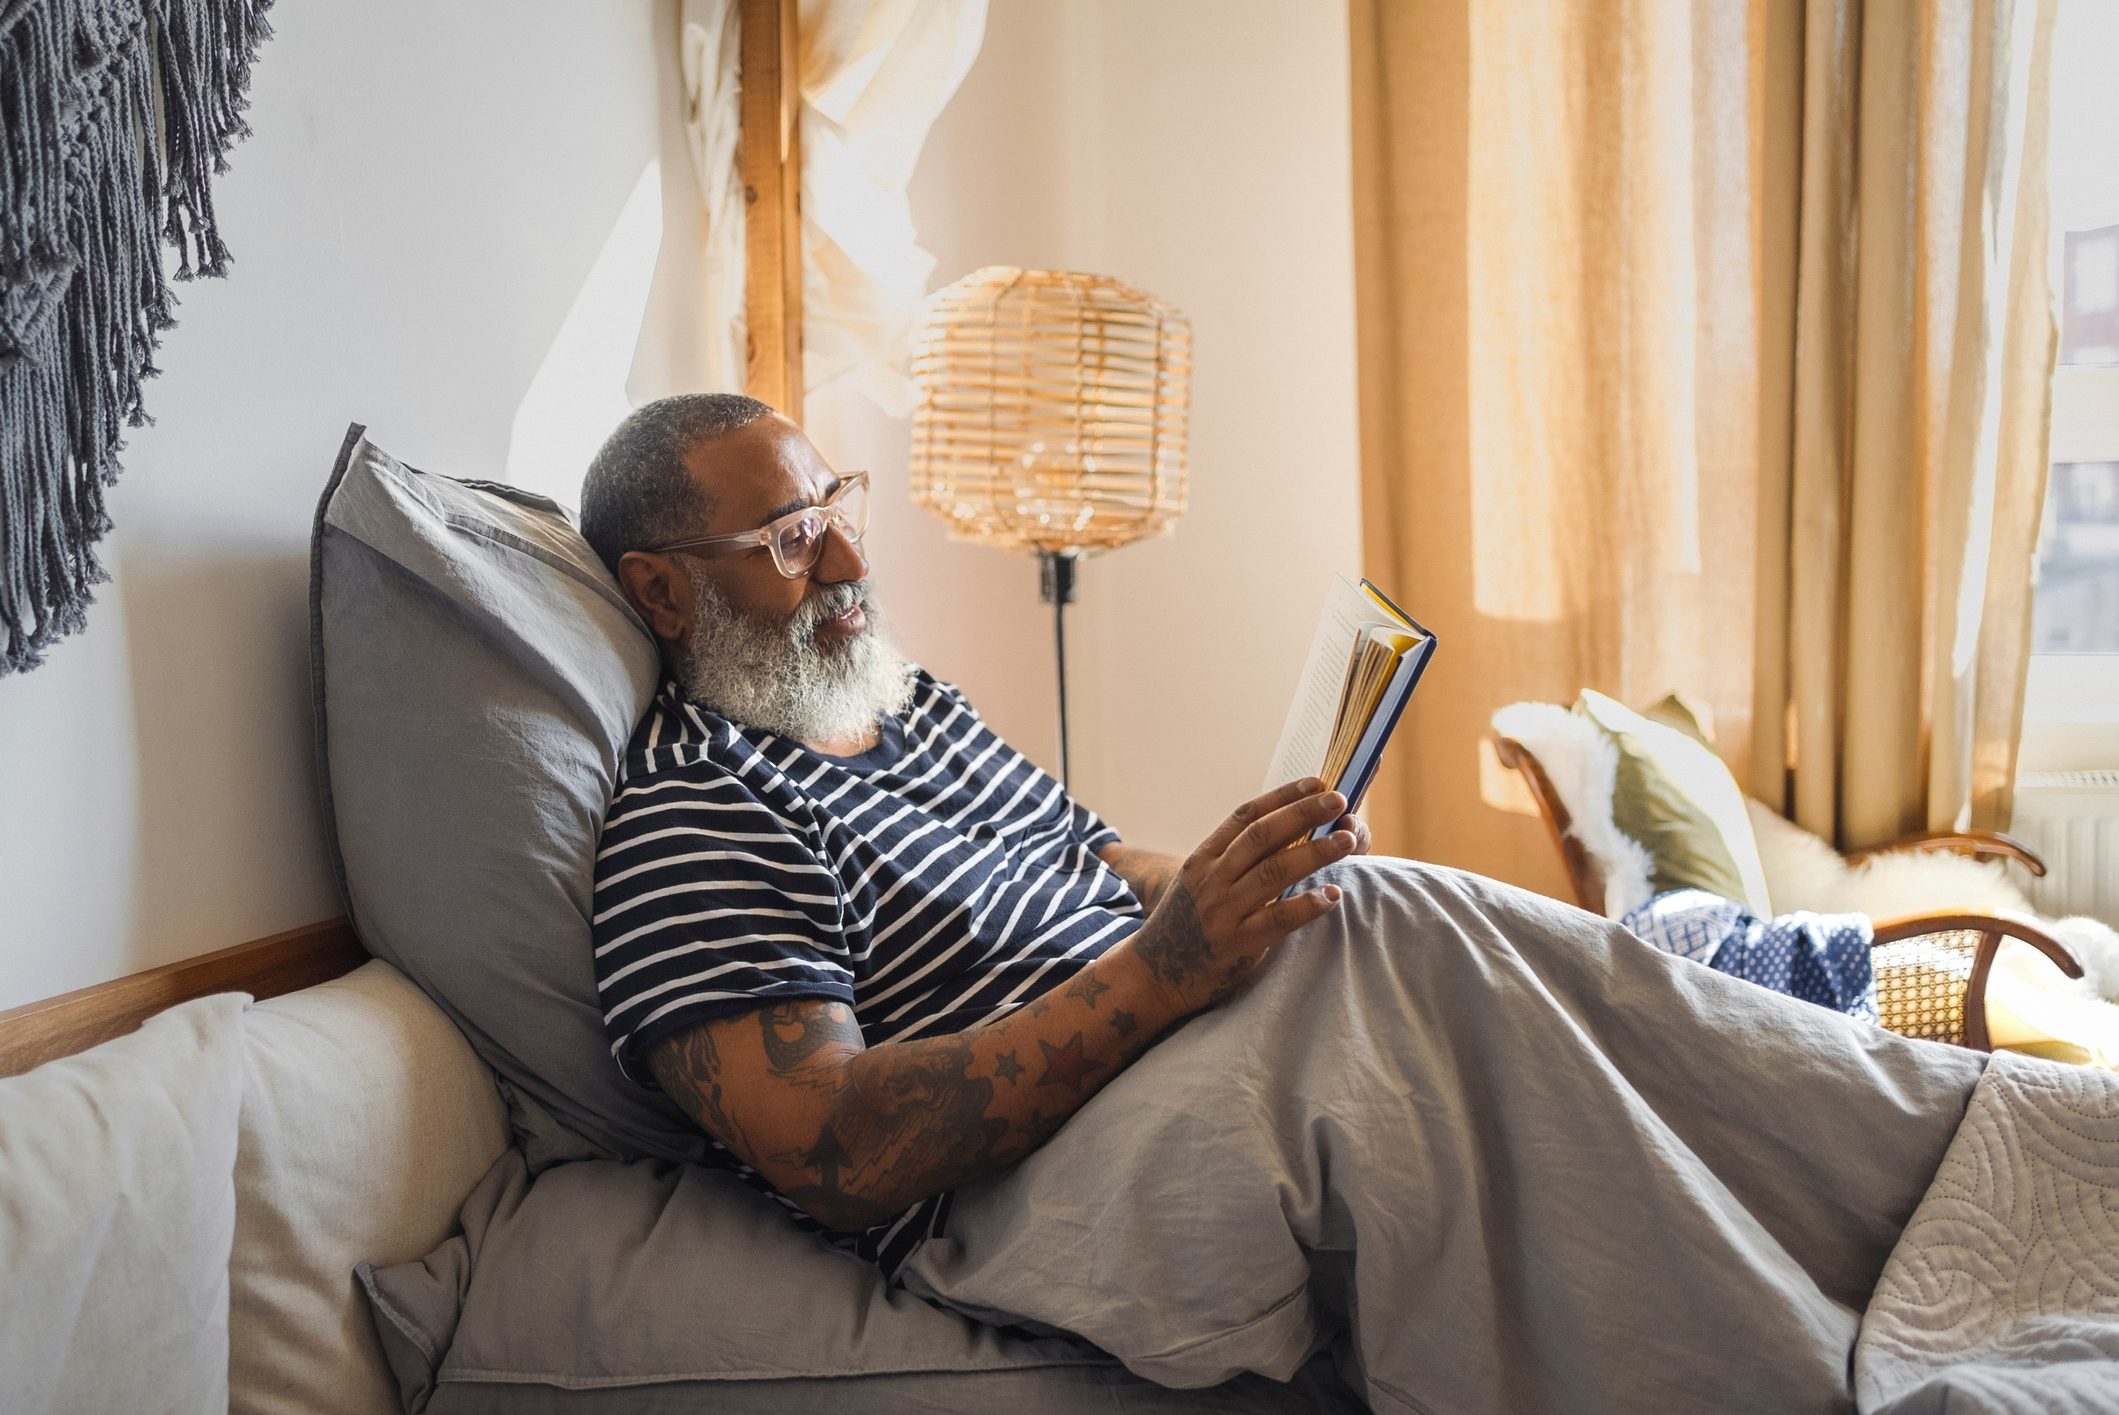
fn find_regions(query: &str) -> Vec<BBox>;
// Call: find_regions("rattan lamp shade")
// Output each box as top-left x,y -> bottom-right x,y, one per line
908,268 -> 1191,555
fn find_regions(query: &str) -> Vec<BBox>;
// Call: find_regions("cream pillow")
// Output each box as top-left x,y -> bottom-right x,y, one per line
230,961 -> 510,1415
1575,690 -> 1775,918
0,992 -> 248,1414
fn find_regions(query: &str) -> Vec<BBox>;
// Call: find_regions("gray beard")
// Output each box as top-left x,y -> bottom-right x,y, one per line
675,567 -> 915,746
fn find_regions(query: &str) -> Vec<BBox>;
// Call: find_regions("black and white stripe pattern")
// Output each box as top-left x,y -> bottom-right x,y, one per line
593,669 -> 1142,1273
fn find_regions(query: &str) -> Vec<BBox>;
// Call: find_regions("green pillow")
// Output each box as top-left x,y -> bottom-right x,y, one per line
1574,691 -> 1773,916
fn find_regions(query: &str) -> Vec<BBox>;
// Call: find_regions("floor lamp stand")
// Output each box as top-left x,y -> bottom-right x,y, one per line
1038,550 -> 1079,789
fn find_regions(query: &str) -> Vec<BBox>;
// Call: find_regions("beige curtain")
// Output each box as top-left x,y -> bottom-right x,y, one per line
1350,0 -> 2057,894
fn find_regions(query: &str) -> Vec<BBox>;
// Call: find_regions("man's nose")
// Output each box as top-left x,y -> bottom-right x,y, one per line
814,521 -> 868,583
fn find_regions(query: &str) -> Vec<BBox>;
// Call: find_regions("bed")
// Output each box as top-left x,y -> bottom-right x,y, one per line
6,5 -> 2119,1408
8,410 -> 2119,1415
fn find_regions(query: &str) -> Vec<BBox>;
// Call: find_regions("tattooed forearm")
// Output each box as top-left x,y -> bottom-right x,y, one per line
648,1024 -> 755,1160
654,787 -> 1344,1233
1034,1032 -> 1099,1092
1064,971 -> 1110,1008
771,1033 -> 1019,1229
653,941 -> 1189,1232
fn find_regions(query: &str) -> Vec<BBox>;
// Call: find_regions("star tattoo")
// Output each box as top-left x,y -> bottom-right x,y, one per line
1036,1032 -> 1098,1091
994,1049 -> 1024,1085
1065,972 -> 1111,1009
1110,1008 -> 1138,1039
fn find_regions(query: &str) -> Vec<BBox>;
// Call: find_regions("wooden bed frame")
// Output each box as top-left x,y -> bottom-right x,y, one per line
0,0 -> 806,1082
0,921 -> 366,1079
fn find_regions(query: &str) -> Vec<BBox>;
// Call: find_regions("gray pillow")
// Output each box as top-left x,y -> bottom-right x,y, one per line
309,424 -> 700,1168
358,1151 -> 1360,1415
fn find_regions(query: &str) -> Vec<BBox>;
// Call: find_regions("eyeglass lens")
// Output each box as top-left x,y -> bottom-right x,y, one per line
776,477 -> 869,575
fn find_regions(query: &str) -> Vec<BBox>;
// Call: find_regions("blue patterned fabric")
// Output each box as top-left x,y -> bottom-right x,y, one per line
1624,889 -> 1879,1022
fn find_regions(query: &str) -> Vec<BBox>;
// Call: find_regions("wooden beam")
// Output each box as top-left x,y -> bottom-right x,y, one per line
0,918 -> 367,1078
739,0 -> 804,422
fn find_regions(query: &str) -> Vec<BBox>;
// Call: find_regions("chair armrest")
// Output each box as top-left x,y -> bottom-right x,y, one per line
1492,735 -> 1606,915
1870,910 -> 2081,1052
1846,829 -> 2047,878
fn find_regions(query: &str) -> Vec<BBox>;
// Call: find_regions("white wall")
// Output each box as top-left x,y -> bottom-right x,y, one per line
1063,2 -> 1361,852
0,0 -> 1359,1009
824,0 -> 1362,855
0,0 -> 693,1008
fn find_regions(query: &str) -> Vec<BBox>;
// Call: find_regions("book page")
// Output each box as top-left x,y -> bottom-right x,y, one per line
1321,628 -> 1415,788
1321,635 -> 1429,827
1361,582 -> 1412,626
1264,575 -> 1381,789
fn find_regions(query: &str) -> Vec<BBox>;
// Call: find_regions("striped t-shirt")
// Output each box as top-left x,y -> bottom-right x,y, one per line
591,669 -> 1144,1272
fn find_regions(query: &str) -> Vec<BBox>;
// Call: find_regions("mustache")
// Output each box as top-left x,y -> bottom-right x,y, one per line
789,580 -> 869,638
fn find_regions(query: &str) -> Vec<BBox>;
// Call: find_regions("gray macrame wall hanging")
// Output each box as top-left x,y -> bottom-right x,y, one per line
0,0 -> 275,677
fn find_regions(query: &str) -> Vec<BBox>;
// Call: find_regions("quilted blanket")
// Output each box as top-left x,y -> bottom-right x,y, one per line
1857,1052 -> 2119,1411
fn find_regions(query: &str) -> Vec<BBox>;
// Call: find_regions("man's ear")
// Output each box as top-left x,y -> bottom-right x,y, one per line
616,551 -> 690,645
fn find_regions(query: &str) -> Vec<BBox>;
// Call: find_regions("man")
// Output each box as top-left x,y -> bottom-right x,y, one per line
581,393 -> 1982,1414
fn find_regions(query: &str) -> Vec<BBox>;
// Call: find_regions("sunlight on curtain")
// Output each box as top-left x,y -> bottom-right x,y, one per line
1463,2 -> 1730,631
1351,0 -> 2057,890
1800,0 -> 2057,845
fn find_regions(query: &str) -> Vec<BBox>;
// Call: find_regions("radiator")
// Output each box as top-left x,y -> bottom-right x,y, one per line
2012,771 -> 2119,926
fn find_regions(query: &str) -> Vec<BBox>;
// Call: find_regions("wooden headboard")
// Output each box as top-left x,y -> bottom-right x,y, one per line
0,0 -> 807,1080
0,921 -> 368,1079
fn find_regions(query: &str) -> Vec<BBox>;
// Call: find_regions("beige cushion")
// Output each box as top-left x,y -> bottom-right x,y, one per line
231,961 -> 510,1415
0,993 -> 249,1414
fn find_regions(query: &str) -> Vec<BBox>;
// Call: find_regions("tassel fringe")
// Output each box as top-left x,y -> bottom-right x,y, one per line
0,0 -> 274,676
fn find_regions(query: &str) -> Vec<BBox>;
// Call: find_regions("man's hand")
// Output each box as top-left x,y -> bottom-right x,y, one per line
1099,810 -> 1368,914
1125,778 -> 1356,1016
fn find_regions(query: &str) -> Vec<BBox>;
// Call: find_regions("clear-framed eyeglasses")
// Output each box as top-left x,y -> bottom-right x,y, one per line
647,472 -> 870,579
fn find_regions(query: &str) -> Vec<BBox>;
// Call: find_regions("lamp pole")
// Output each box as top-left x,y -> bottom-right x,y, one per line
1038,549 -> 1079,789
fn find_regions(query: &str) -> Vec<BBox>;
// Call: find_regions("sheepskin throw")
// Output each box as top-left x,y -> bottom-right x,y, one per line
0,0 -> 273,676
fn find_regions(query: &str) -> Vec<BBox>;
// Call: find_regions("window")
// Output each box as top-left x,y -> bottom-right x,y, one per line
2023,0 -> 2119,773
2070,231 -> 2118,319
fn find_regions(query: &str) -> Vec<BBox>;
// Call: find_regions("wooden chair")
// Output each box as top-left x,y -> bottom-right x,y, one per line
1492,734 -> 2082,1053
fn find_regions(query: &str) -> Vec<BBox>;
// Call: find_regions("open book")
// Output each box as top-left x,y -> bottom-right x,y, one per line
1264,576 -> 1436,837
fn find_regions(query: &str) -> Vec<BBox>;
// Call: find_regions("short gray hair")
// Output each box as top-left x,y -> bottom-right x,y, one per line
579,393 -> 774,572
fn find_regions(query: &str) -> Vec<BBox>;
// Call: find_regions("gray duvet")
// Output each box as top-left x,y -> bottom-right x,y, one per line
371,855 -> 2119,1413
903,856 -> 2119,1413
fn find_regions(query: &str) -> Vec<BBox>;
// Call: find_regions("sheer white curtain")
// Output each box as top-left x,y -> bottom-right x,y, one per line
679,0 -> 985,414
678,0 -> 746,395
